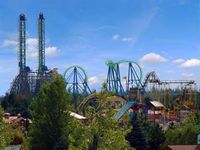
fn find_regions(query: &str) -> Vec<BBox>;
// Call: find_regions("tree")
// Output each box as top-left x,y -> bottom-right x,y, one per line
1,93 -> 31,118
101,82 -> 107,92
164,112 -> 200,146
89,112 -> 131,150
146,124 -> 165,150
0,106 -> 25,149
28,75 -> 72,150
126,113 -> 147,150
0,106 -> 7,148
86,92 -> 131,150
139,114 -> 165,150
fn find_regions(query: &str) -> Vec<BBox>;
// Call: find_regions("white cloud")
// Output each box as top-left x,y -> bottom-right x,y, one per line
1,37 -> 60,59
121,37 -> 133,42
111,8 -> 159,45
88,76 -> 99,86
46,46 -> 60,56
26,38 -> 38,58
112,34 -> 134,42
180,59 -> 200,68
0,39 -> 17,48
173,59 -> 185,65
112,34 -> 119,40
139,53 -> 167,64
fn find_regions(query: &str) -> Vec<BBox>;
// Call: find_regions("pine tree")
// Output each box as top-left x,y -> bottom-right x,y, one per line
28,75 -> 71,150
126,113 -> 147,150
146,124 -> 165,150
140,114 -> 165,150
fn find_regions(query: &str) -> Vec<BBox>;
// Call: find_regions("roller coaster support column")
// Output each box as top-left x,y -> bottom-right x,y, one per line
64,66 -> 92,105
106,61 -> 125,97
127,62 -> 143,89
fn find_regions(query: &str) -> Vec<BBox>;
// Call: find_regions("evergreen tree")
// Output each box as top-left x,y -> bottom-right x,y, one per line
28,75 -> 72,150
146,124 -> 165,150
126,113 -> 147,150
140,114 -> 165,150
1,93 -> 31,118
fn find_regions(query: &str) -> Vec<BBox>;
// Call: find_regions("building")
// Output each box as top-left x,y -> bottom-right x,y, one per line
163,145 -> 200,150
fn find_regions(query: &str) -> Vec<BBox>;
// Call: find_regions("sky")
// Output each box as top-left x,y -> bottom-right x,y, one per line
0,0 -> 200,95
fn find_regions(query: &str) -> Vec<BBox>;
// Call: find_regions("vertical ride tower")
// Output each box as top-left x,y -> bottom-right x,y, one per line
38,13 -> 47,75
35,13 -> 55,95
10,14 -> 30,94
10,13 -> 57,96
19,14 -> 26,72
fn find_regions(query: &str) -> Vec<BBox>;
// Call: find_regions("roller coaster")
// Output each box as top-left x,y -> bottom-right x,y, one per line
9,14 -> 197,124
143,71 -> 196,107
63,63 -> 196,107
106,60 -> 143,97
63,66 -> 92,107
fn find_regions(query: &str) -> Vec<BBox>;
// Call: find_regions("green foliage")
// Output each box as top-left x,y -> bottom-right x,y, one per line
85,92 -> 131,150
28,75 -> 92,150
0,106 -> 7,149
28,75 -> 72,150
0,106 -> 26,149
164,123 -> 200,145
89,113 -> 131,150
126,113 -> 165,150
164,112 -> 200,146
140,114 -> 165,150
1,93 -> 32,117
101,82 -> 107,92
145,124 -> 165,150
67,119 -> 91,150
126,113 -> 147,150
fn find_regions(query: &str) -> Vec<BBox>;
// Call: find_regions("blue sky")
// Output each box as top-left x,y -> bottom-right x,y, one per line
0,0 -> 200,95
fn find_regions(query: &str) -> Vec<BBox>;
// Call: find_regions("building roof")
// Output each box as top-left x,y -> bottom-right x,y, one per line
5,145 -> 21,150
163,145 -> 200,150
69,112 -> 86,120
150,101 -> 165,108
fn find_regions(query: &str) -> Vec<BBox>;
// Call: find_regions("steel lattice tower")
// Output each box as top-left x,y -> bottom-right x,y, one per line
38,13 -> 47,75
10,14 -> 31,95
10,13 -> 56,96
34,13 -> 55,95
19,14 -> 26,72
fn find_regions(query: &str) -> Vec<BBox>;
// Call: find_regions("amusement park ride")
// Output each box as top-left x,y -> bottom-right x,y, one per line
9,14 -> 197,123
10,14 -> 57,96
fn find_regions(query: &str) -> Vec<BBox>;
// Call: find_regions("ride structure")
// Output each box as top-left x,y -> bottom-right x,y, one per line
34,13 -> 54,94
106,61 -> 125,97
106,60 -> 143,99
143,71 -> 196,107
113,70 -> 196,121
38,13 -> 48,75
10,13 -> 56,96
10,14 -> 31,95
64,66 -> 92,105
